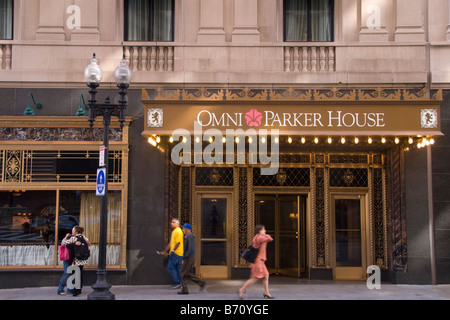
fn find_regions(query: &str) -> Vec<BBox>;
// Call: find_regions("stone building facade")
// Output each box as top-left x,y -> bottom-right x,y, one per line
0,0 -> 449,287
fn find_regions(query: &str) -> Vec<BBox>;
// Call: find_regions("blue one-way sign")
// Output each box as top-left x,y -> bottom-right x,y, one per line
96,168 -> 106,196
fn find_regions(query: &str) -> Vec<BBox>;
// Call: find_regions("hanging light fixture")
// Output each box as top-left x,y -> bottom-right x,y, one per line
76,94 -> 89,116
23,93 -> 43,116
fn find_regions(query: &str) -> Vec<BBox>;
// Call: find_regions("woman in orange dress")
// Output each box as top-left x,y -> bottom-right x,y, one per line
238,225 -> 274,299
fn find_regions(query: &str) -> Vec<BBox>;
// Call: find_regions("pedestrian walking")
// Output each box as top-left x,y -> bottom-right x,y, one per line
238,224 -> 274,299
162,218 -> 184,288
178,223 -> 206,295
56,241 -> 73,295
62,225 -> 90,297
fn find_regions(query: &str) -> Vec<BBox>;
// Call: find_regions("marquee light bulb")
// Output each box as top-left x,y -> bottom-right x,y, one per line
148,137 -> 157,147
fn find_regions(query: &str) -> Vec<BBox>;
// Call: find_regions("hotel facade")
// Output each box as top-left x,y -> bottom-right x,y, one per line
0,0 -> 449,287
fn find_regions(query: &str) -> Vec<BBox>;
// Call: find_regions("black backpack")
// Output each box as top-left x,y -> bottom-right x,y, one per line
74,235 -> 90,261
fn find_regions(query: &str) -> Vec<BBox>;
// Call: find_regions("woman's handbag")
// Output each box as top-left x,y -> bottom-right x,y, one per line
241,245 -> 259,263
58,245 -> 70,261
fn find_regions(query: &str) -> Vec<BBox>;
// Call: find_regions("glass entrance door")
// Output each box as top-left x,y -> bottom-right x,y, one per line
333,195 -> 367,280
255,195 -> 307,277
197,194 -> 231,279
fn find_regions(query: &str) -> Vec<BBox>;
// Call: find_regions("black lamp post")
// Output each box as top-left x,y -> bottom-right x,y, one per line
84,53 -> 132,300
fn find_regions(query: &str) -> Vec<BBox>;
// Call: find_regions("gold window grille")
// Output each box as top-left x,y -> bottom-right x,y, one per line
1,149 -> 123,184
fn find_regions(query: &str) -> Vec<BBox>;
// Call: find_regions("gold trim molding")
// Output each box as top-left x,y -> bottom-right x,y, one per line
143,87 -> 442,104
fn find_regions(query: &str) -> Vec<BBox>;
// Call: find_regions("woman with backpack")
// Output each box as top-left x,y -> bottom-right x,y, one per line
62,225 -> 90,297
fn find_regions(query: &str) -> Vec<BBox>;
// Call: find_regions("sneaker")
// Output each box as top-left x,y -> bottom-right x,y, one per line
171,284 -> 181,289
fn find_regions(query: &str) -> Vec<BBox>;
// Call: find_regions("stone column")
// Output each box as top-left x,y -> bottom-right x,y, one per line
198,0 -> 226,42
70,0 -> 101,42
231,0 -> 260,42
36,0 -> 66,40
395,0 -> 425,41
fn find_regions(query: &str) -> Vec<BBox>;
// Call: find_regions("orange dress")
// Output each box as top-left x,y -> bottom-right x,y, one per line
250,234 -> 273,279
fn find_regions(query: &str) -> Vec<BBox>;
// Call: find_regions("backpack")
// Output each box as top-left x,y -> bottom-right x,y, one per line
73,235 -> 90,261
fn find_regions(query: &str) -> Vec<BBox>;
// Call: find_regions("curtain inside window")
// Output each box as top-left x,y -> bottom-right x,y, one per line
0,0 -> 13,40
284,0 -> 332,42
152,0 -> 173,41
285,0 -> 308,42
127,0 -> 150,41
310,0 -> 332,42
126,0 -> 173,41
80,192 -> 121,244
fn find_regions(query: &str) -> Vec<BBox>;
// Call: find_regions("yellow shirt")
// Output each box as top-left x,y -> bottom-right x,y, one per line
170,227 -> 184,256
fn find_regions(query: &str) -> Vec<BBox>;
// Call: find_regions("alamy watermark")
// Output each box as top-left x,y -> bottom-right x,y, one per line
171,121 -> 280,175
66,5 -> 81,30
366,265 -> 381,290
366,5 -> 382,30
66,265 -> 82,290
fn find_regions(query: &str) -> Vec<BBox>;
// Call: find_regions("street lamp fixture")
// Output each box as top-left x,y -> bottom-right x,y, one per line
84,53 -> 131,300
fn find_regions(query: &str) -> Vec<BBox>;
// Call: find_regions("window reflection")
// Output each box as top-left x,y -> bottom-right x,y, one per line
0,190 -> 122,267
201,199 -> 226,239
0,190 -> 56,245
201,198 -> 227,266
335,199 -> 362,267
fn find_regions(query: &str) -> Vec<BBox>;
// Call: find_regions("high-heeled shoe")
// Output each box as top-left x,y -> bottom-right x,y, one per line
263,293 -> 275,299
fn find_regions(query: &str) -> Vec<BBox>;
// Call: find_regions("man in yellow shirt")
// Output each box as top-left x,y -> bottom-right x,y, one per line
163,218 -> 184,288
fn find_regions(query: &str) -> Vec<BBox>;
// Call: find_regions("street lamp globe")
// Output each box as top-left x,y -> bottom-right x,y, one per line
115,56 -> 132,85
84,53 -> 103,84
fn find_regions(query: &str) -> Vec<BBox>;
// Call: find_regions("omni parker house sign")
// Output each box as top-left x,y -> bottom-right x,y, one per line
142,88 -> 443,137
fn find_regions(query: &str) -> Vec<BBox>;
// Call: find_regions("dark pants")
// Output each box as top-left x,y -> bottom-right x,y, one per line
180,256 -> 205,293
72,265 -> 83,296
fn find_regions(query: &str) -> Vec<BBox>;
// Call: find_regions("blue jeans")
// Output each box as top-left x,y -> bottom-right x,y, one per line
167,252 -> 182,286
57,260 -> 72,294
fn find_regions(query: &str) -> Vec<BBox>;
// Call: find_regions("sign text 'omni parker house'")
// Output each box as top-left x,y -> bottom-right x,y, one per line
141,88 -> 443,175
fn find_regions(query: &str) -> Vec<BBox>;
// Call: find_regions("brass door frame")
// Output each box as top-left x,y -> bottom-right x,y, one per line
331,193 -> 368,280
195,192 -> 233,279
254,193 -> 308,278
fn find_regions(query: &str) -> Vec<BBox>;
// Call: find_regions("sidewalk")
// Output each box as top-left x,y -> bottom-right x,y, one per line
1,277 -> 450,300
